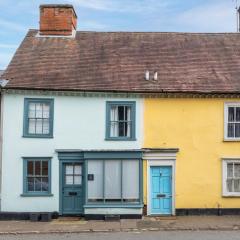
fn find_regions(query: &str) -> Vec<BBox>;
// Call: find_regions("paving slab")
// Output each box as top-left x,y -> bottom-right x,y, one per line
0,216 -> 239,234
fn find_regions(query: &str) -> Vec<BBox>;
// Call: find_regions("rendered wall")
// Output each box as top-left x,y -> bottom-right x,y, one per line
1,93 -> 143,212
144,98 -> 240,208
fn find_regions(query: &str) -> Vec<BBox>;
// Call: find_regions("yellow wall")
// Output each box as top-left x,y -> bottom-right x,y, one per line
144,98 -> 240,208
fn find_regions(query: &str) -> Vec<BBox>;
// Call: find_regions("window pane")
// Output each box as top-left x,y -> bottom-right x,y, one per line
105,160 -> 121,200
236,108 -> 240,121
235,123 -> 240,138
110,122 -> 118,137
110,106 -> 118,121
34,161 -> 41,175
35,177 -> 41,191
234,179 -> 240,192
234,164 -> 240,178
228,107 -> 235,121
74,165 -> 82,175
28,119 -> 36,134
66,165 -> 73,175
35,103 -> 43,118
36,119 -> 43,134
28,103 -> 36,118
127,122 -> 131,137
88,160 -> 103,201
122,160 -> 139,201
228,123 -> 234,138
74,176 -> 82,185
227,179 -> 233,192
43,104 -> 50,118
27,161 -> 34,176
42,161 -> 48,176
43,119 -> 50,134
119,122 -> 125,137
66,176 -> 73,185
27,177 -> 34,191
41,177 -> 49,191
227,163 -> 233,178
118,106 -> 124,121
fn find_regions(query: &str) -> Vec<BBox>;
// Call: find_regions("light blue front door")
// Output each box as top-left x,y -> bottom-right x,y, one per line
150,166 -> 172,215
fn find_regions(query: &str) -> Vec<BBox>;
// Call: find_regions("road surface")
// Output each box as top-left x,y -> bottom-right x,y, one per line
0,231 -> 240,240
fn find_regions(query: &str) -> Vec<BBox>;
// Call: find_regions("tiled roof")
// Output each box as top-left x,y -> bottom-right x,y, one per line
3,30 -> 240,93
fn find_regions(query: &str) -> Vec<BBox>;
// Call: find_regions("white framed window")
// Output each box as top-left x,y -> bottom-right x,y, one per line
222,158 -> 240,197
224,103 -> 240,141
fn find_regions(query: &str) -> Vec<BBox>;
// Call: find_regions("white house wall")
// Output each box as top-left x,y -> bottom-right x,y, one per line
1,93 -> 143,212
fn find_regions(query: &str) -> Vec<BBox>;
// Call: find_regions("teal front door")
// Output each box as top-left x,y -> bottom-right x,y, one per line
150,166 -> 172,215
62,163 -> 84,214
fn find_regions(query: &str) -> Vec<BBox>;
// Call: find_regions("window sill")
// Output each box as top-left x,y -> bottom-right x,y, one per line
84,204 -> 143,208
223,138 -> 240,142
22,135 -> 53,139
21,193 -> 53,197
222,194 -> 240,198
105,138 -> 137,141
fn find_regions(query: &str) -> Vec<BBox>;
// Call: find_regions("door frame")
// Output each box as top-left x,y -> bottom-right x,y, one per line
59,159 -> 85,215
144,151 -> 177,216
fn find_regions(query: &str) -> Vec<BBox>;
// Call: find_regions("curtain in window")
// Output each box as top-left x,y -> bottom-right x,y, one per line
227,163 -> 240,192
122,160 -> 139,201
27,160 -> 49,192
126,106 -> 131,137
110,106 -> 118,137
28,103 -> 50,135
227,107 -> 240,138
88,161 -> 104,202
104,160 -> 121,200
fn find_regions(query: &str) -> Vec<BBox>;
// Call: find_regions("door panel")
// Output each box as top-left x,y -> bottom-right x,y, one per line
150,166 -> 172,215
62,163 -> 84,214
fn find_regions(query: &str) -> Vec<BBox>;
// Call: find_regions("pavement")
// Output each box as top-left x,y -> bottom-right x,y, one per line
0,216 -> 239,235
1,231 -> 240,240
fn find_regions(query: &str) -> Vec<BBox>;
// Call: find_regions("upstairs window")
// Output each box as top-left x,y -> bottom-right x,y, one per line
23,99 -> 54,138
106,101 -> 136,140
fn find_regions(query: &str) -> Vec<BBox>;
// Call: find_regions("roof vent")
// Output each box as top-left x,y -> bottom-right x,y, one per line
153,71 -> 158,81
145,71 -> 158,81
145,71 -> 150,81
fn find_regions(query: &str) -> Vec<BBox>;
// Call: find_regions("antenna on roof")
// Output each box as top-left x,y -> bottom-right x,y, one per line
234,0 -> 240,32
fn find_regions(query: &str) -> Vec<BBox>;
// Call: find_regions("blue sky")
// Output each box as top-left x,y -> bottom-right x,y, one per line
0,0 -> 238,69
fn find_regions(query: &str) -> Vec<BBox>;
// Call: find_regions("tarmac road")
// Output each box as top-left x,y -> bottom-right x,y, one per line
0,231 -> 240,240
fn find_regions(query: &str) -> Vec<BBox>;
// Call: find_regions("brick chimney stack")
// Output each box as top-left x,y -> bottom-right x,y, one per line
39,4 -> 77,36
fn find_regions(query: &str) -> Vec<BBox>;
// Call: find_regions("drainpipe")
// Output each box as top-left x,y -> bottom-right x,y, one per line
0,79 -> 8,211
0,89 -> 2,210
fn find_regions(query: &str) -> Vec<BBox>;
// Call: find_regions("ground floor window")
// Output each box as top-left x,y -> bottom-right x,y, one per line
222,159 -> 240,196
22,157 -> 51,196
87,159 -> 140,203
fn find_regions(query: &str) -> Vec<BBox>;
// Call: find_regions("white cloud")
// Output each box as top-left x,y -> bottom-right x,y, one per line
175,1 -> 236,32
81,20 -> 108,30
0,18 -> 27,32
68,0 -> 169,13
0,43 -> 18,49
0,52 -> 13,70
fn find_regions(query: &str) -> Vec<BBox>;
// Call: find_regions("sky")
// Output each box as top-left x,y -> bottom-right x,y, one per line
0,0 -> 238,70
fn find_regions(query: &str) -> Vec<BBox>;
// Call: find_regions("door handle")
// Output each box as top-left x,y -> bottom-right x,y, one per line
69,192 -> 77,196
157,194 -> 166,198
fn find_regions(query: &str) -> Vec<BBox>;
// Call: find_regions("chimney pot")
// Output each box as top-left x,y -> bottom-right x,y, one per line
39,4 -> 77,36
